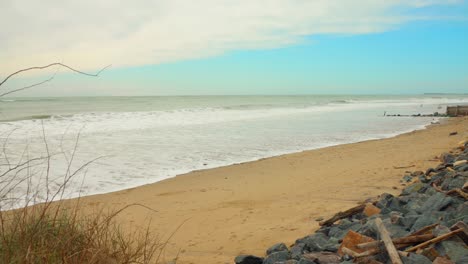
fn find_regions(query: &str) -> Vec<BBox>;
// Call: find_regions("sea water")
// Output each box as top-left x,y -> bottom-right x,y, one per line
1,95 -> 467,208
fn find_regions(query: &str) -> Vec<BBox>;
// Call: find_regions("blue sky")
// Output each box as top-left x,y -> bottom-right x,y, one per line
1,1 -> 467,96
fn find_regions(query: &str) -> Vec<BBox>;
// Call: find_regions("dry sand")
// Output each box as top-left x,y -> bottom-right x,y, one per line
75,117 -> 468,264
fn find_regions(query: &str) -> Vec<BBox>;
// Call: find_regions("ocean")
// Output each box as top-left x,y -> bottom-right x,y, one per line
1,95 -> 467,208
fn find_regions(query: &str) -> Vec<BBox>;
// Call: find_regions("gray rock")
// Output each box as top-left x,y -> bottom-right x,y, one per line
401,183 -> 425,196
328,222 -> 361,240
455,254 -> 468,264
290,243 -> 305,260
266,243 -> 288,255
411,211 -> 443,232
263,251 -> 290,264
419,175 -> 430,183
397,214 -> 419,230
275,261 -> 298,264
441,153 -> 455,164
235,255 -> 263,264
416,192 -> 453,213
441,175 -> 466,190
455,164 -> 468,172
435,238 -> 468,262
297,259 -> 315,264
299,252 -> 341,264
296,233 -> 328,252
376,193 -> 404,213
401,253 -> 432,264
402,175 -> 413,182
324,237 -> 340,252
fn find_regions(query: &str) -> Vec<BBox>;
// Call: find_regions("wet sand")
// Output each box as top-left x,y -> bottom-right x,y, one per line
76,117 -> 468,264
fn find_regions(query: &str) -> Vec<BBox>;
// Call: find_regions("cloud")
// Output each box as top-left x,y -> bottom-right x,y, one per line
0,0 -> 462,76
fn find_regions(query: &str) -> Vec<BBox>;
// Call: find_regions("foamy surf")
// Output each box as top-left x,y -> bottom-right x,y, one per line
1,95 -> 467,208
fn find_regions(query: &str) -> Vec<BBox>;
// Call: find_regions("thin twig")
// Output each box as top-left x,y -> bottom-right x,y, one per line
0,63 -> 111,88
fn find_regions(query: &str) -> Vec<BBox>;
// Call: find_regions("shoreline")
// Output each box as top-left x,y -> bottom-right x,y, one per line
71,117 -> 466,264
66,117 -> 442,200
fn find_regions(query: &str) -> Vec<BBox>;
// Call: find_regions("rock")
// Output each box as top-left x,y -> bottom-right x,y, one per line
315,217 -> 324,221
234,255 -> 263,264
441,153 -> 456,164
263,251 -> 291,264
441,175 -> 466,190
380,217 -> 409,238
401,253 -> 432,264
290,243 -> 305,260
263,251 -> 290,264
338,230 -> 374,256
401,183 -> 425,196
455,164 -> 468,172
455,254 -> 468,264
397,214 -> 419,230
275,261 -> 298,264
402,175 -> 413,183
416,192 -> 453,213
296,233 -> 328,252
300,252 -> 341,264
376,193 -> 403,213
449,132 -> 458,136
411,211 -> 443,232
266,243 -> 288,255
328,220 -> 361,240
363,203 -> 381,217
434,238 -> 468,262
324,237 -> 340,252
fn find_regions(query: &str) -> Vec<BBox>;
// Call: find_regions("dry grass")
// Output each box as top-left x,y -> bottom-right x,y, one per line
0,202 -> 162,264
0,127 -> 167,263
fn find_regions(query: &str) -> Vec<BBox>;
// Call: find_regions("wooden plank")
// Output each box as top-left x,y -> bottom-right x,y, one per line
375,218 -> 403,264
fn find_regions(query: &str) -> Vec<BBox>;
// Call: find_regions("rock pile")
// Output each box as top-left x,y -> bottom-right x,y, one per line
235,141 -> 468,264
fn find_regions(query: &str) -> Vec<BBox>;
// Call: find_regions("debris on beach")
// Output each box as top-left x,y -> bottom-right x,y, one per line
235,140 -> 468,264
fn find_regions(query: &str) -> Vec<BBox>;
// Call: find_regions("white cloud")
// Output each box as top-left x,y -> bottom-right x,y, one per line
0,0 -> 462,76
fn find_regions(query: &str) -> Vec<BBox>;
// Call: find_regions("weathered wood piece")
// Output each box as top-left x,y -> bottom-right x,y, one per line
375,218 -> 403,264
405,228 -> 464,252
446,188 -> 468,200
357,234 -> 434,250
341,246 -> 380,258
450,221 -> 468,245
319,203 -> 365,226
410,223 -> 439,236
393,165 -> 415,169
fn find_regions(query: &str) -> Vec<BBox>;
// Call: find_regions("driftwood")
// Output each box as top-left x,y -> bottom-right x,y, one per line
450,221 -> 468,245
375,218 -> 403,264
319,204 -> 365,226
410,223 -> 439,236
341,246 -> 380,258
357,234 -> 434,250
405,228 -> 464,252
432,183 -> 468,200
446,189 -> 468,200
393,165 -> 415,169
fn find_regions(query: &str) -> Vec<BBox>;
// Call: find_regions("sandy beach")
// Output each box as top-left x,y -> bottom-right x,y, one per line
73,117 -> 468,264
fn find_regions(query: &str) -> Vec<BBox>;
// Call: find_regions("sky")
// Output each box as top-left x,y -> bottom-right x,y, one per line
0,0 -> 467,96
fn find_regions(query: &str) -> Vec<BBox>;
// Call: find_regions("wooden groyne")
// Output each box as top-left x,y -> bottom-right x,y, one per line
447,105 -> 468,117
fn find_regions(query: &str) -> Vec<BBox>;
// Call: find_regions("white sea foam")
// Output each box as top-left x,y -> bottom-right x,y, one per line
0,95 -> 467,208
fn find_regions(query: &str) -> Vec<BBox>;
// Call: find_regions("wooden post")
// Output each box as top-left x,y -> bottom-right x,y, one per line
375,218 -> 403,264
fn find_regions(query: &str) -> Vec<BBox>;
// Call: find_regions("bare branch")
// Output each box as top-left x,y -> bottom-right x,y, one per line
0,76 -> 54,97
0,63 -> 111,88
